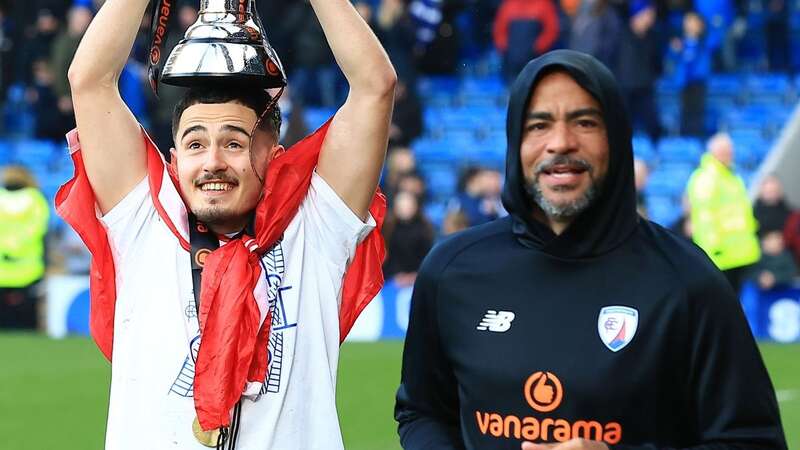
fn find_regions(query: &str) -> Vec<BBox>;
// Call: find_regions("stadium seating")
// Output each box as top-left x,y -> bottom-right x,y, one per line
1,60 -> 796,234
403,64 -> 796,229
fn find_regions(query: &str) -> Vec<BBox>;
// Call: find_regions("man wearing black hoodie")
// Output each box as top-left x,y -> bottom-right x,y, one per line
394,50 -> 786,450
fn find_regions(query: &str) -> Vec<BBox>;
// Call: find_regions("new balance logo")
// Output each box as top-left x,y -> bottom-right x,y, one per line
477,310 -> 515,332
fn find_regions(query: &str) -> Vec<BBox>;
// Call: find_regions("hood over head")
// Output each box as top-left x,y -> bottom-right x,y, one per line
501,49 -> 638,258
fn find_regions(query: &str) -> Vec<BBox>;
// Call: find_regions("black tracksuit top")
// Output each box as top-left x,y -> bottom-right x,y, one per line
395,51 -> 786,450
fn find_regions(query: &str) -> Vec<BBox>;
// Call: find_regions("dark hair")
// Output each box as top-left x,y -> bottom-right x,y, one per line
171,86 -> 282,141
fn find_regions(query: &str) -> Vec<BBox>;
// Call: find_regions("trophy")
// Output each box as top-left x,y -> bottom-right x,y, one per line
149,0 -> 286,94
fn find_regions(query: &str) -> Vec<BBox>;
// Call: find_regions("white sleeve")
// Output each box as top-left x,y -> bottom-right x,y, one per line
99,176 -> 155,261
298,171 -> 376,266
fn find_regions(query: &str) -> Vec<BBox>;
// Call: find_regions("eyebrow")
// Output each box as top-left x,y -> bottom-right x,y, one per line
181,124 -> 252,140
526,108 -> 603,122
181,124 -> 206,140
220,124 -> 251,138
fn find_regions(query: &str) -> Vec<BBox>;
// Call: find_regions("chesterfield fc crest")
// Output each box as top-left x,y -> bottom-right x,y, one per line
597,306 -> 638,352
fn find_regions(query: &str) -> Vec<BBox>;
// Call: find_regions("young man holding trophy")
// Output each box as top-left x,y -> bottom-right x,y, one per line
57,0 -> 395,448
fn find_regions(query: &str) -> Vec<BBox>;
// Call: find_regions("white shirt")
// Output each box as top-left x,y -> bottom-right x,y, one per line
100,169 -> 374,450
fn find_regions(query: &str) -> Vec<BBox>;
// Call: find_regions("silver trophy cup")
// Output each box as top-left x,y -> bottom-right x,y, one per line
160,0 -> 286,88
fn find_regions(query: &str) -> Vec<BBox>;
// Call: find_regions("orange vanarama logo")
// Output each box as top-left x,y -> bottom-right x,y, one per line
474,371 -> 621,445
525,371 -> 562,412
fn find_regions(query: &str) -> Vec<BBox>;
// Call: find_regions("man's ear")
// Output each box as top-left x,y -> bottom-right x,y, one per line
168,148 -> 178,175
269,144 -> 286,161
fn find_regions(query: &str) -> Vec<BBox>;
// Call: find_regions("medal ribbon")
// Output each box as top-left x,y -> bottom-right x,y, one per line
148,0 -> 175,96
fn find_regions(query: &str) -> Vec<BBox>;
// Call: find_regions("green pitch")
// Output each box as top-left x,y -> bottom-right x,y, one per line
0,334 -> 797,450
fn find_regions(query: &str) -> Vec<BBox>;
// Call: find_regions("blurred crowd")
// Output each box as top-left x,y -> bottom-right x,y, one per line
0,0 -> 799,328
633,133 -> 800,297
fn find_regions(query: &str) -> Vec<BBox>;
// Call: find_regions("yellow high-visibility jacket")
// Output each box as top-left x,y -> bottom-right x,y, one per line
686,153 -> 760,271
0,187 -> 49,287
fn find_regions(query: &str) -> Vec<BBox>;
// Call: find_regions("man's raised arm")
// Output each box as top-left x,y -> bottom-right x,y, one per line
67,0 -> 150,214
311,0 -> 397,220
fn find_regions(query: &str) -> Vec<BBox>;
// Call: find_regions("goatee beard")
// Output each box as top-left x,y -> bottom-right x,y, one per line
524,155 -> 602,222
525,179 -> 599,221
193,205 -> 231,226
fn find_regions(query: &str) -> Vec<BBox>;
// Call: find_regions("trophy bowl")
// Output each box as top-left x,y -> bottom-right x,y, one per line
160,0 -> 286,89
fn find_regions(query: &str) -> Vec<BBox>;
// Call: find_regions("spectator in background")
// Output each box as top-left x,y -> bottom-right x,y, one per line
0,165 -> 49,329
633,157 -> 649,217
412,0 -> 461,75
750,230 -> 797,291
784,210 -> 800,267
569,0 -> 622,69
615,1 -> 663,143
389,79 -> 423,148
493,0 -> 559,81
694,0 -> 735,71
448,166 -> 503,227
397,172 -> 427,203
754,174 -> 791,236
670,194 -> 694,240
687,132 -> 760,295
765,0 -> 789,72
383,146 -> 417,202
17,8 -> 60,88
441,209 -> 469,236
383,190 -> 434,287
560,0 -> 582,17
670,11 -> 711,138
372,0 -> 417,83
458,0 -> 501,58
408,0 -> 443,53
281,0 -> 338,107
49,4 -> 92,131
0,4 -> 14,99
26,59 -> 72,141
50,225 -> 91,275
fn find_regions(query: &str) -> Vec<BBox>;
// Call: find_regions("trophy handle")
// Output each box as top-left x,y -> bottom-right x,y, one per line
250,1 -> 286,83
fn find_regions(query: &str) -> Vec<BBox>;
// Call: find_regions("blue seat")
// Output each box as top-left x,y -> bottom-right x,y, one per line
439,108 -> 486,130
460,76 -> 505,96
733,143 -> 760,168
459,76 -> 507,107
657,105 -> 681,135
0,140 -> 13,165
708,74 -> 744,97
14,140 -> 57,168
706,97 -> 738,120
412,138 -> 457,163
656,77 -> 681,96
646,161 -> 693,195
723,105 -> 774,129
632,135 -> 656,163
304,108 -> 336,131
657,137 -> 703,165
730,131 -> 770,167
423,201 -> 446,228
422,164 -> 458,200
745,73 -> 790,95
417,76 -> 460,99
645,194 -> 681,227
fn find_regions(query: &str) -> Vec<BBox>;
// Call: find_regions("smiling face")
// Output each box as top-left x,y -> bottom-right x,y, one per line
520,71 -> 609,231
171,102 -> 282,234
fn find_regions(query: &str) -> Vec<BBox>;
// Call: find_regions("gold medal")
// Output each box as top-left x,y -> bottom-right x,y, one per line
192,416 -> 226,448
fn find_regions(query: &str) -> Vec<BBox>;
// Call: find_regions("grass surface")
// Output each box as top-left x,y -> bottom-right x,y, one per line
0,334 -> 797,449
